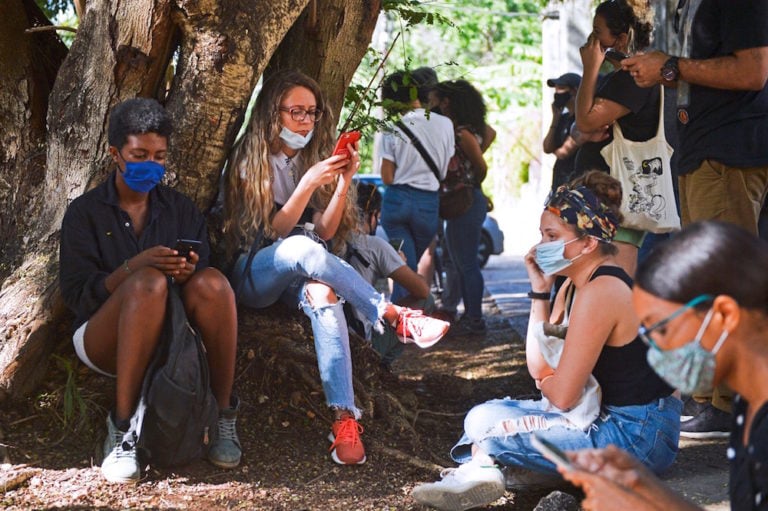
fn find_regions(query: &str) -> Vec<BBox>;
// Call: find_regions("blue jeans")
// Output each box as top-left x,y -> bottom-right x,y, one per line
231,235 -> 388,418
444,188 -> 487,319
450,395 -> 682,475
381,184 -> 440,302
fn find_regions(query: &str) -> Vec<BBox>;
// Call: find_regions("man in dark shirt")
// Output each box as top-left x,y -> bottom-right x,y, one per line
543,72 -> 581,191
59,98 -> 241,483
623,0 -> 768,439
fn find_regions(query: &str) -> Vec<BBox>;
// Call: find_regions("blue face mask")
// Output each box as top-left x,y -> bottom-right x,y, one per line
279,127 -> 314,150
646,308 -> 729,395
121,160 -> 166,193
534,237 -> 583,275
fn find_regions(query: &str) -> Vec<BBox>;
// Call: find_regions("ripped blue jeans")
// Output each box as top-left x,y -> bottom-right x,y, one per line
231,235 -> 389,418
450,395 -> 682,475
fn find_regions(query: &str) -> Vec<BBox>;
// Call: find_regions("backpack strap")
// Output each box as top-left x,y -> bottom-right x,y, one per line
395,120 -> 441,183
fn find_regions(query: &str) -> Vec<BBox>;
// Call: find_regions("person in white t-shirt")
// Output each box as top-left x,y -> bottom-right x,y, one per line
343,182 -> 434,368
378,70 -> 455,302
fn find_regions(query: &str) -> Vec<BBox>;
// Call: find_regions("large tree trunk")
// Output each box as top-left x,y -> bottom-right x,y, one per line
267,0 -> 382,123
165,0 -> 311,205
0,0 -> 177,401
0,0 -> 381,402
0,0 -> 67,280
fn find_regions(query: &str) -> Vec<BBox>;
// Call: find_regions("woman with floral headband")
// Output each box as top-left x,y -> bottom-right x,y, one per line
411,171 -> 681,511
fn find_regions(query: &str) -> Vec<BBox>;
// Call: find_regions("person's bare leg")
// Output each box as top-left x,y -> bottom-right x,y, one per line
182,268 -> 237,409
417,237 -> 438,287
84,267 -> 167,421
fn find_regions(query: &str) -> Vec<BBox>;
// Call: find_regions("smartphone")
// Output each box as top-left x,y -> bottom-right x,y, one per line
531,434 -> 573,470
388,238 -> 404,252
604,48 -> 629,61
332,131 -> 361,159
175,239 -> 202,261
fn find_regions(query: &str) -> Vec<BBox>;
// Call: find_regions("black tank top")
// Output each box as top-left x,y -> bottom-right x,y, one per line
588,266 -> 674,406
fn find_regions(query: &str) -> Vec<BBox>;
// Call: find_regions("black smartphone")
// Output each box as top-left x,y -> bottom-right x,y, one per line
604,48 -> 629,61
175,239 -> 202,261
531,434 -> 574,470
388,238 -> 404,252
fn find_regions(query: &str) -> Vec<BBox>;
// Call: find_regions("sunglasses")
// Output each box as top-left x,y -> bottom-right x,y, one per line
638,294 -> 713,350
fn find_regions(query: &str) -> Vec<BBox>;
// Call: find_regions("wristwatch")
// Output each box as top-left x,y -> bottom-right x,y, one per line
661,56 -> 680,82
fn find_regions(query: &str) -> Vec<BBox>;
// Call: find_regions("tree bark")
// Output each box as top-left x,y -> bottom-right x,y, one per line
0,0 -> 379,403
266,0 -> 382,127
164,0 -> 311,207
0,0 -> 67,281
0,0 -> 177,401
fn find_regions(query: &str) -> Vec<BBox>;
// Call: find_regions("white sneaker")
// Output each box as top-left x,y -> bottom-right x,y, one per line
412,462 -> 505,510
101,414 -> 140,483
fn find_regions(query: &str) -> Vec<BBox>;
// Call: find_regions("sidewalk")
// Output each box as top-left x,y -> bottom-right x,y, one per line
481,253 -> 730,511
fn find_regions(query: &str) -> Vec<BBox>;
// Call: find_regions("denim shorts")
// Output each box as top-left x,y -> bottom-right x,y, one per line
450,395 -> 682,475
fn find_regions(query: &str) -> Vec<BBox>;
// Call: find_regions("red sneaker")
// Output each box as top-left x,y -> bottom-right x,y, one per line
328,416 -> 366,465
396,308 -> 450,348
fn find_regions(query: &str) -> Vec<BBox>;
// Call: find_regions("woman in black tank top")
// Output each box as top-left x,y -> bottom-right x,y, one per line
412,171 -> 681,511
563,221 -> 768,511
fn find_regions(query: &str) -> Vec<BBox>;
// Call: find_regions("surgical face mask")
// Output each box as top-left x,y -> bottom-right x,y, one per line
553,92 -> 571,109
534,237 -> 583,275
121,158 -> 166,193
279,126 -> 314,150
646,308 -> 730,395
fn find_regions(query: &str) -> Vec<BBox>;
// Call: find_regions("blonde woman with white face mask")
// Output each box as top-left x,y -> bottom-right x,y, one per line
561,221 -> 768,511
221,69 -> 450,467
411,171 -> 681,511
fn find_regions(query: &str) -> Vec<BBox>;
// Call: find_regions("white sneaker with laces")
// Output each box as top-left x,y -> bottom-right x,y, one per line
101,414 -> 140,484
395,308 -> 450,348
411,461 -> 505,510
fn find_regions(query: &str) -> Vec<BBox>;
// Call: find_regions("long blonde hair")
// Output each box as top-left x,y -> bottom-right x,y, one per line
222,69 -> 358,257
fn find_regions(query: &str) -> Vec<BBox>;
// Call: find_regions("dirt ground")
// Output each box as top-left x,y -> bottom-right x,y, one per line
0,288 -> 728,510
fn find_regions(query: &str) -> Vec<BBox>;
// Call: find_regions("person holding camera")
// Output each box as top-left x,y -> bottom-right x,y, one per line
59,98 -> 241,483
543,72 -> 581,192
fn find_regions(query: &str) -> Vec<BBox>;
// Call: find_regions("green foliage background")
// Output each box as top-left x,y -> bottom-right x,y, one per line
37,0 -> 549,203
346,0 -> 548,204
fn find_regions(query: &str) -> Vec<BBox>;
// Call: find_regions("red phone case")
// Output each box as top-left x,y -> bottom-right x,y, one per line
332,131 -> 361,158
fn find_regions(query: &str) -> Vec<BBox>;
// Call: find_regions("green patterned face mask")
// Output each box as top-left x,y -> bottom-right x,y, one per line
645,307 -> 729,395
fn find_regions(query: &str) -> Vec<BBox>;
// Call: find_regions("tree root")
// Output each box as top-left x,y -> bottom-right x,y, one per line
0,465 -> 40,494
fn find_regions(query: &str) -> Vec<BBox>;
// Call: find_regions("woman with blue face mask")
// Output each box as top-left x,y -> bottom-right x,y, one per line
412,171 -> 681,511
221,70 -> 450,467
560,221 -> 768,511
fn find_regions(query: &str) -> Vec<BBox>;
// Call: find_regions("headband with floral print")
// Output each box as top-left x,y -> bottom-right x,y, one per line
545,185 -> 619,242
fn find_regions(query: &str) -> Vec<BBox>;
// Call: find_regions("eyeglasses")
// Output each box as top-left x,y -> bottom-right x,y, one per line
638,294 -> 713,350
279,107 -> 323,123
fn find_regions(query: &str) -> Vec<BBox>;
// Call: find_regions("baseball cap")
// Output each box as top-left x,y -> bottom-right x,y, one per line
546,72 -> 581,89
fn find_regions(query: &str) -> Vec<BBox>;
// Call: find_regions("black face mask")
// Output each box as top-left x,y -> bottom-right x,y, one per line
553,92 -> 571,109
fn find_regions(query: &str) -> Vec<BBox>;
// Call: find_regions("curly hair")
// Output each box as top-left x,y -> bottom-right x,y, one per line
595,0 -> 654,52
568,170 -> 624,255
222,69 -> 358,258
431,80 -> 487,136
108,98 -> 172,149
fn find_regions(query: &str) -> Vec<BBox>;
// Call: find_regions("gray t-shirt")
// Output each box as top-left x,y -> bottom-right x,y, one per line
346,232 -> 405,338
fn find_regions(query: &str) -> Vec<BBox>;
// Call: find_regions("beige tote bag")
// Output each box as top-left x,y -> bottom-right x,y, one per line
600,89 -> 681,233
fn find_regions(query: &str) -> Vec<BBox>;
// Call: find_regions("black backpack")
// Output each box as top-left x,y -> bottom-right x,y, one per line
134,282 -> 219,467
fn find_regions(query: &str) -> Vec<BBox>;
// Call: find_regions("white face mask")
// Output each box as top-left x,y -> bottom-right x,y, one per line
279,126 -> 314,150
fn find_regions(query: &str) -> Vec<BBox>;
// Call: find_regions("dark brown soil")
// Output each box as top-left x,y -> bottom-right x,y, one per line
0,299 -> 575,510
